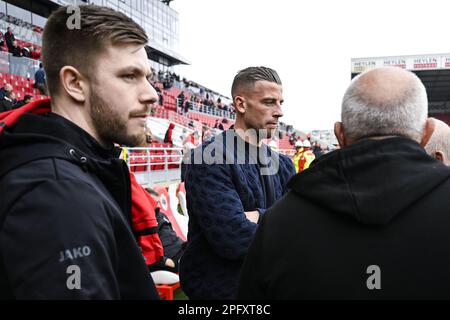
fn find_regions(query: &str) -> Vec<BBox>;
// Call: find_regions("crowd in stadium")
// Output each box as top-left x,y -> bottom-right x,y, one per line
0,26 -> 41,59
1,3 -> 450,301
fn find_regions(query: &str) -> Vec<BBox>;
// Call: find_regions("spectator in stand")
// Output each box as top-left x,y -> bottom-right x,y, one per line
312,141 -> 324,158
150,67 -> 158,82
146,188 -> 187,273
0,4 -> 160,299
296,139 -> 315,172
164,122 -> 175,144
0,90 -> 14,112
202,125 -> 213,142
180,66 -> 295,300
154,85 -> 163,106
425,118 -> 450,166
145,125 -> 154,144
4,27 -> 14,52
213,118 -> 224,130
0,83 -> 13,101
177,90 -> 185,114
184,96 -> 191,114
9,92 -> 17,105
238,66 -> 450,300
0,31 -> 4,48
292,140 -> 304,173
163,77 -> 173,90
13,94 -> 33,109
10,40 -> 21,57
289,133 -> 297,146
9,41 -> 22,75
34,63 -> 47,95
179,128 -> 187,143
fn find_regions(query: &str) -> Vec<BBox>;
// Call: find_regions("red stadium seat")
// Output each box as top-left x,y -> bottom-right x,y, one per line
157,282 -> 180,300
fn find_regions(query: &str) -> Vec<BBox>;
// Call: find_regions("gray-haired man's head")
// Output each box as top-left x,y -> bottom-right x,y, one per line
335,67 -> 434,147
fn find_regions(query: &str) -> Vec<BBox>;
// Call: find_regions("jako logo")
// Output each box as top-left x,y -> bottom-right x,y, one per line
59,246 -> 91,262
366,265 -> 381,290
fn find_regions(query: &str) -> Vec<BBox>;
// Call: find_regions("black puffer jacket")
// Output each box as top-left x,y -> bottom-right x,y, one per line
0,103 -> 158,299
239,137 -> 450,299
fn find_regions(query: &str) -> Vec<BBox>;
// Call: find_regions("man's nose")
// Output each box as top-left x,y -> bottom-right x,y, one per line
140,80 -> 158,105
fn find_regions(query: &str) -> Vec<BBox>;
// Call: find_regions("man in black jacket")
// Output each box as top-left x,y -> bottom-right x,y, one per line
4,27 -> 14,52
0,5 -> 159,299
238,66 -> 450,299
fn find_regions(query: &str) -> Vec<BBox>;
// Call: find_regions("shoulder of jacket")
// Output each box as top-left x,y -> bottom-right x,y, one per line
0,157 -> 93,191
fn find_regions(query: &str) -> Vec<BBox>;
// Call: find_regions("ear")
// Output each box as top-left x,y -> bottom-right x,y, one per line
334,121 -> 347,147
233,96 -> 246,114
59,66 -> 87,103
420,118 -> 435,147
433,151 -> 445,163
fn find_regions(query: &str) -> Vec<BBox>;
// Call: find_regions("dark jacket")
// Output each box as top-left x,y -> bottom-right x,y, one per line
0,102 -> 159,299
0,98 -> 13,113
148,208 -> 186,272
238,137 -> 450,299
180,130 -> 296,299
4,31 -> 14,52
35,68 -> 46,85
156,208 -> 185,259
10,45 -> 21,57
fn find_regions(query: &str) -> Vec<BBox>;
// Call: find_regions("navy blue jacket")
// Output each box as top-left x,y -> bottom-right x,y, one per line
180,130 -> 295,299
0,111 -> 159,299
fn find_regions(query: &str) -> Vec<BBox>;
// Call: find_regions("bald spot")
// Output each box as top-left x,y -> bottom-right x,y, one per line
432,118 -> 450,134
353,67 -> 418,108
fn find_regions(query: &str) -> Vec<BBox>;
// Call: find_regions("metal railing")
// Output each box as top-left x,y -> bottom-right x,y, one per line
0,51 -> 39,79
176,98 -> 236,120
125,147 -> 183,186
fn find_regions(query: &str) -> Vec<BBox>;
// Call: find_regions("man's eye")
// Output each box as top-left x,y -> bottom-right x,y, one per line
123,74 -> 136,80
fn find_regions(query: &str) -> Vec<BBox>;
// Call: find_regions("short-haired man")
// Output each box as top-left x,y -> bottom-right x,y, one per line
180,66 -> 296,300
238,67 -> 450,299
425,118 -> 450,166
0,5 -> 159,299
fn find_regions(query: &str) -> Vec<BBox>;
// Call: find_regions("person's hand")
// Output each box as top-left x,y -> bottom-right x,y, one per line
244,210 -> 259,223
165,258 -> 175,268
